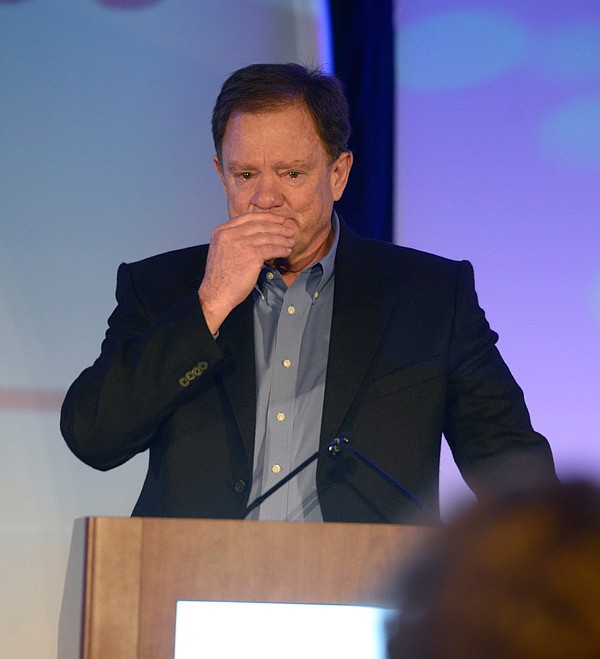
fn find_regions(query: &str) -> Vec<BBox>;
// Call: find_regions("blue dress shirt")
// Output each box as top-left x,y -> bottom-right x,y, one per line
246,214 -> 339,521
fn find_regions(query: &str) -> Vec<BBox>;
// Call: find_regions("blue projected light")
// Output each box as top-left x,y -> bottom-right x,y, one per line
538,97 -> 600,168
397,9 -> 528,91
537,23 -> 600,81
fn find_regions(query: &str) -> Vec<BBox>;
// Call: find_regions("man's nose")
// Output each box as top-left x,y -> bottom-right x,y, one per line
250,174 -> 284,210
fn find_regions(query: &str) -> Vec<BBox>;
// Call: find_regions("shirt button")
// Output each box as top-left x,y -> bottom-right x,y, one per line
287,305 -> 296,315
266,271 -> 274,280
276,412 -> 286,422
282,358 -> 291,368
314,291 -> 319,299
271,464 -> 282,474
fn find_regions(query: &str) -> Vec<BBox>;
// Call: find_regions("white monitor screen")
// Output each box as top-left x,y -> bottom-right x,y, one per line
174,600 -> 395,659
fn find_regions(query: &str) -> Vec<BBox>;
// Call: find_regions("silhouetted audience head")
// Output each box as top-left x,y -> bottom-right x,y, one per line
387,480 -> 600,659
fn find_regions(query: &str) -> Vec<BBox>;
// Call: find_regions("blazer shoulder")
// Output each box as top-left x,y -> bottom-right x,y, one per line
126,244 -> 209,273
369,238 -> 459,264
117,244 -> 210,301
339,223 -> 461,268
350,234 -> 468,282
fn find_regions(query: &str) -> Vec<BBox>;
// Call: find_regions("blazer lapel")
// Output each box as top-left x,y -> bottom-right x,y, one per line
319,224 -> 395,447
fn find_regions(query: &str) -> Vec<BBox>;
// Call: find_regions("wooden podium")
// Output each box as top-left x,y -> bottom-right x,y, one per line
58,517 -> 428,659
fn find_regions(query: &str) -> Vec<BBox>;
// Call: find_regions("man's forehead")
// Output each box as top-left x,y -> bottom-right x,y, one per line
226,156 -> 315,170
220,103 -> 327,161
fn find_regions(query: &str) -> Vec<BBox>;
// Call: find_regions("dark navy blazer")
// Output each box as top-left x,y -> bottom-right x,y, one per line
61,222 -> 555,523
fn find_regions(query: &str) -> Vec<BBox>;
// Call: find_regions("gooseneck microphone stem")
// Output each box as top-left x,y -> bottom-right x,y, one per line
244,436 -> 431,519
244,441 -> 335,516
328,437 -> 428,510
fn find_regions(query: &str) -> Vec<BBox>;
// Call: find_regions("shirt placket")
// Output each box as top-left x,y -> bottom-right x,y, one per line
259,273 -> 311,520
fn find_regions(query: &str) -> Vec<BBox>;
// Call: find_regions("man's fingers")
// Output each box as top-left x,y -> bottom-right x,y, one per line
212,221 -> 296,250
215,212 -> 297,237
258,244 -> 293,261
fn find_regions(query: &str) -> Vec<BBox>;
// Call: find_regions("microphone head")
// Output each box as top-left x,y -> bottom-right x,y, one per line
328,436 -> 349,455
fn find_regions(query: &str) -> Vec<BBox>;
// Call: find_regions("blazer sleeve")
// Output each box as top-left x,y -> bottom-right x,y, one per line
60,261 -> 226,471
443,261 -> 556,496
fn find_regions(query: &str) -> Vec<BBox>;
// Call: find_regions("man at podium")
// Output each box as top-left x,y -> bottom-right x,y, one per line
60,63 -> 555,524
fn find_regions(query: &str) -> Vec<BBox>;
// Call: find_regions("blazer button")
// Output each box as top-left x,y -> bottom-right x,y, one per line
233,479 -> 247,493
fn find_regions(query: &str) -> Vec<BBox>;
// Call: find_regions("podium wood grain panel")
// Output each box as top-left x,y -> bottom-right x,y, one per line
83,517 -> 143,659
61,517 -> 428,658
138,518 -> 426,658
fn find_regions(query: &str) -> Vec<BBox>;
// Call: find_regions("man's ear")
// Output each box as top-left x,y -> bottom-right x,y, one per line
331,151 -> 353,202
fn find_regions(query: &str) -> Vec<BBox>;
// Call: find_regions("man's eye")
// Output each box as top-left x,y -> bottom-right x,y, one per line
239,172 -> 252,180
287,171 -> 300,179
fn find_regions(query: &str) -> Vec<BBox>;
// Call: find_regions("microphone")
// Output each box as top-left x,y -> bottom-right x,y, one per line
244,437 -> 434,521
328,436 -> 430,514
244,438 -> 342,517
